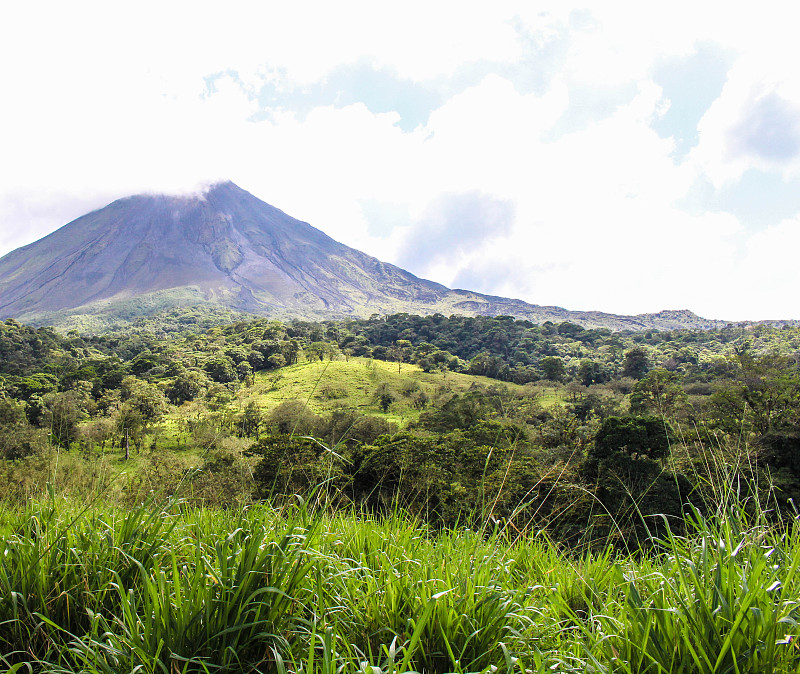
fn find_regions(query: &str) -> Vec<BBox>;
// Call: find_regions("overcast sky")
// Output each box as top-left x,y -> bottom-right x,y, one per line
1,2 -> 799,321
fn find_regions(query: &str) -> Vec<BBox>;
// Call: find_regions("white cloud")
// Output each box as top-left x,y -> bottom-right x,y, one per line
380,77 -> 748,318
691,53 -> 800,187
736,216 -> 800,319
1,2 -> 800,321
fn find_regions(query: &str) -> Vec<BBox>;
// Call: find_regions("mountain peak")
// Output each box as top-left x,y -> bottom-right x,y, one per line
0,183 -> 448,322
117,180 -> 242,204
202,179 -> 239,195
0,186 -> 725,331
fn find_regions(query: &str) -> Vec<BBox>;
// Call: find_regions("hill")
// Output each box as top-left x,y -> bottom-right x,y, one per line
0,181 -> 726,331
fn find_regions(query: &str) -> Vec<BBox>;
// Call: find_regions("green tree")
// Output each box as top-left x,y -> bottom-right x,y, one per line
117,376 -> 168,454
388,339 -> 412,373
592,415 -> 671,462
622,347 -> 649,380
0,395 -> 45,459
121,376 -> 168,421
586,415 -> 689,545
379,392 -> 394,413
305,341 -> 327,362
629,368 -> 688,418
237,401 -> 264,439
709,350 -> 800,435
236,361 -> 254,383
41,390 -> 90,449
115,405 -> 145,456
280,339 -> 301,365
249,434 -> 345,499
266,353 -> 286,369
165,370 -> 209,405
267,400 -> 322,435
540,356 -> 566,382
351,432 -> 451,516
578,359 -> 608,386
203,355 -> 238,383
469,352 -> 509,379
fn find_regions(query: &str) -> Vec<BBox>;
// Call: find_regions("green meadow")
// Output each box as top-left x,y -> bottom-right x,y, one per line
243,358 -> 560,421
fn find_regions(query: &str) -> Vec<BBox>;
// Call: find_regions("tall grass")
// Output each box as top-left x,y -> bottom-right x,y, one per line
586,503 -> 800,674
1,485 -> 799,672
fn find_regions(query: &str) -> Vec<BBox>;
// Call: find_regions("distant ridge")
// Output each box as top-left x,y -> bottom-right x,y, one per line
0,181 -> 728,331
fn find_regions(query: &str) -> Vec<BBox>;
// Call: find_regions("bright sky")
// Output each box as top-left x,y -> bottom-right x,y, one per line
1,1 -> 799,321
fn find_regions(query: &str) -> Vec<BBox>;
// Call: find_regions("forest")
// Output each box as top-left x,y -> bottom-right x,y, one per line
1,310 -> 800,672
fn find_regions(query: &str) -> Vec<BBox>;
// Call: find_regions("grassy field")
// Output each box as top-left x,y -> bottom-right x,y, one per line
132,357 -> 549,462
240,357 -> 563,424
0,488 -> 798,673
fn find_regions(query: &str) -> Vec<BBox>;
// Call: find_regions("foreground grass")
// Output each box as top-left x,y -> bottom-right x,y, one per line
0,494 -> 798,673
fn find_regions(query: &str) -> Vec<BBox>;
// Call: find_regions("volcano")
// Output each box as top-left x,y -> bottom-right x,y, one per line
0,182 -> 722,331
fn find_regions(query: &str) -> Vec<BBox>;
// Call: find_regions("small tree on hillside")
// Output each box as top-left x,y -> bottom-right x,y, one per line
387,340 -> 412,373
379,392 -> 394,413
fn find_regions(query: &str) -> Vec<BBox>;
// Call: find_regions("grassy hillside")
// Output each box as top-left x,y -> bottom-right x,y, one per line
242,358 -> 554,423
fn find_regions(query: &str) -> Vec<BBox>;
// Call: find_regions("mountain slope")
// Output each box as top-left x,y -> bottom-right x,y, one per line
0,182 -> 453,318
0,182 -> 725,330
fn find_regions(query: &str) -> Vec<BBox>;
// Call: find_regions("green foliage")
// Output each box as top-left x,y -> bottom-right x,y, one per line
249,433 -> 346,499
351,431 -> 449,514
622,346 -> 650,379
164,368 -> 209,404
6,312 -> 800,549
267,352 -> 287,369
237,400 -> 264,439
578,358 -> 609,386
754,431 -> 800,509
120,376 -> 167,421
592,415 -> 671,461
585,416 -> 690,546
540,355 -> 566,382
268,400 -> 323,435
629,367 -> 688,417
709,350 -> 800,435
0,320 -> 62,376
418,390 -> 503,433
378,391 -> 394,413
593,504 -> 800,674
203,354 -> 238,383
0,395 -> 46,460
41,389 -> 88,448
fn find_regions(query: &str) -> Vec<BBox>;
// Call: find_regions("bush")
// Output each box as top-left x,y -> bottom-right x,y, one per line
249,433 -> 346,500
592,415 -> 671,461
267,400 -> 322,435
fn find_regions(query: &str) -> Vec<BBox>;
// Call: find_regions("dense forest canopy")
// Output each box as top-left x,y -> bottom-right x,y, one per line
2,310 -> 800,545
